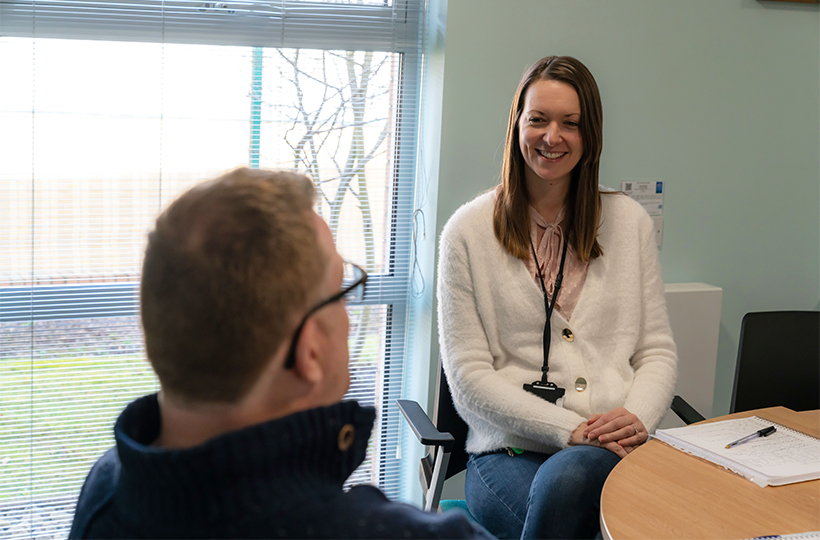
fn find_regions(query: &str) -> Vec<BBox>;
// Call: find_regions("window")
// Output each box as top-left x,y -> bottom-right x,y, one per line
0,1 -> 424,538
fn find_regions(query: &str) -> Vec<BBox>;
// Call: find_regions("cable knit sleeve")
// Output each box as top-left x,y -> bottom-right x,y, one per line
621,209 -> 678,433
437,199 -> 586,454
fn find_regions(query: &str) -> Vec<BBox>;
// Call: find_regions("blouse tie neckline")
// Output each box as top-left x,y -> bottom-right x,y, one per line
529,205 -> 566,302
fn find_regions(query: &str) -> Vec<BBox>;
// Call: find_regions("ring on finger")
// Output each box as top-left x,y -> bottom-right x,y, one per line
632,425 -> 638,437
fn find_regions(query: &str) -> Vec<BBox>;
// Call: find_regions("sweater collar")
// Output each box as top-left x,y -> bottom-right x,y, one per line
112,394 -> 376,525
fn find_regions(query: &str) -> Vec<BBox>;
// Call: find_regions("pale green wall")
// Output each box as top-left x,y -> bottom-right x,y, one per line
429,0 -> 819,424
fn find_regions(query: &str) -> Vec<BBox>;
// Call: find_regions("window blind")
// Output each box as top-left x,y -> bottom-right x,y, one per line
0,1 -> 424,538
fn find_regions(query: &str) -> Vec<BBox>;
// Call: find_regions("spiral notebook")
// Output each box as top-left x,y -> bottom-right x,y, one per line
655,415 -> 820,487
744,533 -> 820,540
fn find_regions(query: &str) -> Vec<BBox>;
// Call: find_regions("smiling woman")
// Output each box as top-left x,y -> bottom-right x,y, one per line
518,79 -> 584,195
495,56 -> 605,264
436,55 -> 677,539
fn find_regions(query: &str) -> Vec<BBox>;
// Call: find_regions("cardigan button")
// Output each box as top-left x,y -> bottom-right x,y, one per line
575,377 -> 587,392
562,328 -> 574,342
338,424 -> 355,451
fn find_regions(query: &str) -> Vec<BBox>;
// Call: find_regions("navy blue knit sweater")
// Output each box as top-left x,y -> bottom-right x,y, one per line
69,394 -> 490,539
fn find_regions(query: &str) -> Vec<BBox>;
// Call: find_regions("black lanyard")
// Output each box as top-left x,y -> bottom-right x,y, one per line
522,236 -> 569,403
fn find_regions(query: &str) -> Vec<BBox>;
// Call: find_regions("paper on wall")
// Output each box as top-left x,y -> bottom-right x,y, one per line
622,181 -> 663,216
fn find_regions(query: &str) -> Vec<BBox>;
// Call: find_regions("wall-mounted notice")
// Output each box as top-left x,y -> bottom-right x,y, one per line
622,180 -> 663,216
622,181 -> 664,247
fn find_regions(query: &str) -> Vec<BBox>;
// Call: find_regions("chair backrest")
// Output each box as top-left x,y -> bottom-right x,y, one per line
433,359 -> 469,480
731,311 -> 820,413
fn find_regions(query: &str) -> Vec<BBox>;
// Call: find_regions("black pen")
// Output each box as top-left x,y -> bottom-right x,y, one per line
725,426 -> 776,449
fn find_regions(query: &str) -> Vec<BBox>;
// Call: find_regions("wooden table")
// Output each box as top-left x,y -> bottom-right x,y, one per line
600,407 -> 820,539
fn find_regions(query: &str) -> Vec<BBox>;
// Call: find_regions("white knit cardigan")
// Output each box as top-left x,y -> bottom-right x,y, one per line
437,191 -> 677,455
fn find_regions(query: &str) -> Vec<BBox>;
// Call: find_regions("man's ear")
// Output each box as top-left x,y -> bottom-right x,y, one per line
291,318 -> 324,385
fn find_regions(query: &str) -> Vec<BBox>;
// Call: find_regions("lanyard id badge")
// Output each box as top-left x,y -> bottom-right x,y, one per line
523,237 -> 568,405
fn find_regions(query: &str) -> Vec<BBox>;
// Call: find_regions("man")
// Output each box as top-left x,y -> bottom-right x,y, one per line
69,168 -> 489,539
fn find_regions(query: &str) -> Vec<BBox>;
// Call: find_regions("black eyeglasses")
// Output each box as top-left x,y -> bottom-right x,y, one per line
284,261 -> 368,369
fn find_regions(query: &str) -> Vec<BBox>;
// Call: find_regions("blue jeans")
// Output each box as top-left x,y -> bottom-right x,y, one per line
465,446 -> 620,539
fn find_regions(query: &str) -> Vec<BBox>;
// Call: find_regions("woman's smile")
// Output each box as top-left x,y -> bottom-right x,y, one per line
519,79 -> 583,188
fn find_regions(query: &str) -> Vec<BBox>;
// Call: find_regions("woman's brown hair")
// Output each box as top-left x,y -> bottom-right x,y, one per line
494,55 -> 604,262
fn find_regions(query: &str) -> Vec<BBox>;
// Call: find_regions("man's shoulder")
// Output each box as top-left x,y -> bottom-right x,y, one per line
68,447 -> 120,539
339,485 -> 492,539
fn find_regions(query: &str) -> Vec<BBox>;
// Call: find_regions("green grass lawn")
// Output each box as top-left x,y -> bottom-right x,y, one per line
0,354 -> 158,502
0,308 -> 384,505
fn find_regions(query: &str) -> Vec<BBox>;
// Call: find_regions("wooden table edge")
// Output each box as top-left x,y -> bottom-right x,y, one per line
600,407 -> 820,540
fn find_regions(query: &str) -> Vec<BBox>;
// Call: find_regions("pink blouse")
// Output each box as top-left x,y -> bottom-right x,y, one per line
525,206 -> 588,321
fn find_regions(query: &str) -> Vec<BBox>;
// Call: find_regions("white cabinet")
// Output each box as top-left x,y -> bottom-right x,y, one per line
659,283 -> 723,428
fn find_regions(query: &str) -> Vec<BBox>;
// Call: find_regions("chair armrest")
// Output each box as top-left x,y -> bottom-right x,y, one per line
671,395 -> 706,425
396,399 -> 454,452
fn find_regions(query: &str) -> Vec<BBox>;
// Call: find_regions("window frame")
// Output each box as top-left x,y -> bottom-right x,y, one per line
0,0 -> 425,507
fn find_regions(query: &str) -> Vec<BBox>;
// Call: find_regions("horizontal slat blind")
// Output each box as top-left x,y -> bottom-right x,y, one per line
0,1 -> 423,537
0,0 -> 420,51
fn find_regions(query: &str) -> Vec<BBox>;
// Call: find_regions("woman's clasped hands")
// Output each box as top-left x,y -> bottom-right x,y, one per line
568,407 -> 647,458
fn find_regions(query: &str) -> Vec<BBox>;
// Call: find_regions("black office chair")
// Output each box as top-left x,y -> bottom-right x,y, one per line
731,311 -> 819,413
396,360 -> 468,512
397,356 -> 698,510
672,310 -> 820,424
